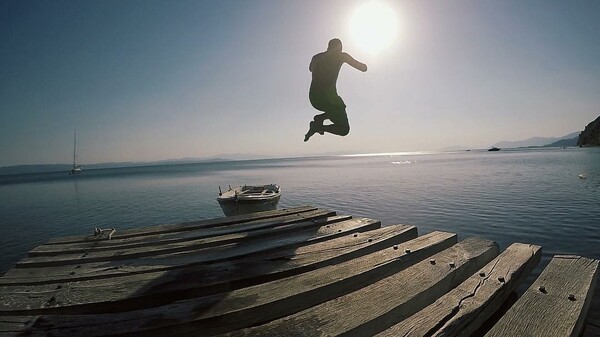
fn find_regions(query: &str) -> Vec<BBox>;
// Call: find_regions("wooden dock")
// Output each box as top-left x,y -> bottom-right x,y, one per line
0,206 -> 598,336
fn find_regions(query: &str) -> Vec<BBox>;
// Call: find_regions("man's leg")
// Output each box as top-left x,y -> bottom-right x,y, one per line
320,107 -> 350,136
312,113 -> 326,135
313,113 -> 326,124
320,122 -> 350,136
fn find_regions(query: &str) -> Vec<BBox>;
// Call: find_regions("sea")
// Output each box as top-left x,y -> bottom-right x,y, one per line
1,147 -> 599,288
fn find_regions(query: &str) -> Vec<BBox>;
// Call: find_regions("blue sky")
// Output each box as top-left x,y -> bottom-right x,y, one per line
1,0 -> 599,166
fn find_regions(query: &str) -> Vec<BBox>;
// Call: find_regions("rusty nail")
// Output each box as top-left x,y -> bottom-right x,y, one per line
539,286 -> 546,293
393,245 -> 398,250
337,229 -> 342,232
569,294 -> 576,301
353,234 -> 358,237
449,261 -> 455,268
368,238 -> 373,242
405,248 -> 411,253
479,271 -> 486,277
429,259 -> 436,265
498,276 -> 505,283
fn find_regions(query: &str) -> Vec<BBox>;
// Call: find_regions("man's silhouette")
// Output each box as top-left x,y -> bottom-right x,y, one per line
304,38 -> 367,142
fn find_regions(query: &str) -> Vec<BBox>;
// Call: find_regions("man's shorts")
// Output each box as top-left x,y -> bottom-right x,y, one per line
309,90 -> 346,112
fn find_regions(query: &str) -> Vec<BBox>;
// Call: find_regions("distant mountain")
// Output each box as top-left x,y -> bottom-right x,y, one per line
577,115 -> 600,147
494,132 -> 580,148
0,164 -> 73,175
439,145 -> 471,152
545,137 -> 579,148
0,157 -> 230,176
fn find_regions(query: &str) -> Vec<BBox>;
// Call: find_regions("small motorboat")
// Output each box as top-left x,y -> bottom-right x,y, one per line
488,146 -> 500,152
217,184 -> 282,216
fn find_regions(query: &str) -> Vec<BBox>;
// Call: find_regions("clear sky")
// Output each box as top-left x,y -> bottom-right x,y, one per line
1,0 -> 599,166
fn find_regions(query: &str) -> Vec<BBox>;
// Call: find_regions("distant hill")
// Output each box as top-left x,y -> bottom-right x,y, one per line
439,145 -> 471,152
545,137 -> 578,147
577,115 -> 600,147
0,164 -> 73,175
494,132 -> 580,148
0,157 -> 230,176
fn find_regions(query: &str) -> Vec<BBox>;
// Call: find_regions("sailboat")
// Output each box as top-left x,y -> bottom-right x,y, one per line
69,130 -> 82,175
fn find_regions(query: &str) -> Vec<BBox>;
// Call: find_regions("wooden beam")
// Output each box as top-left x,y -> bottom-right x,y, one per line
376,243 -> 541,337
29,209 -> 335,258
0,217 -> 379,286
44,206 -> 318,245
6,232 -> 459,336
485,255 -> 599,337
0,225 -> 418,315
20,211 -> 341,266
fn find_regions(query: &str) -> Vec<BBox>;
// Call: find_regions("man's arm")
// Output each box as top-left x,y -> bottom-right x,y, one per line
343,53 -> 367,72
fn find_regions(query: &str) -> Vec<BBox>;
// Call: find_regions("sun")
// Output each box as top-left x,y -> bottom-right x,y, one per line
349,1 -> 399,55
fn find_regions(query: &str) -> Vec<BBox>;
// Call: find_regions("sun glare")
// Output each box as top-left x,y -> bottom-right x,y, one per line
349,1 -> 399,55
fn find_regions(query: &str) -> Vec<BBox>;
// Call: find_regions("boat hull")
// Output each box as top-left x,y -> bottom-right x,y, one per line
218,194 -> 281,216
217,184 -> 281,216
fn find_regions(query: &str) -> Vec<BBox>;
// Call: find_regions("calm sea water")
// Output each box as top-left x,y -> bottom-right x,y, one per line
1,148 -> 599,286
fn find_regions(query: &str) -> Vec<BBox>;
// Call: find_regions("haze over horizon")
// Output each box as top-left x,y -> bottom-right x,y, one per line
1,1 -> 599,166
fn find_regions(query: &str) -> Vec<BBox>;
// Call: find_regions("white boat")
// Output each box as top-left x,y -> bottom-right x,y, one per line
217,184 -> 281,216
69,130 -> 82,175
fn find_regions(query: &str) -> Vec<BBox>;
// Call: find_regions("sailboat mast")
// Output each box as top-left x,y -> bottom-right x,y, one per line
73,130 -> 77,167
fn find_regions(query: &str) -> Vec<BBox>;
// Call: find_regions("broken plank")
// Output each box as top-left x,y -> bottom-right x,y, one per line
0,225 -> 419,315
7,232 -> 458,336
485,255 -> 599,337
376,243 -> 541,337
218,237 -> 500,337
15,216 -> 344,268
0,217 -> 379,286
29,209 -> 335,258
44,205 -> 318,245
20,211 -> 342,267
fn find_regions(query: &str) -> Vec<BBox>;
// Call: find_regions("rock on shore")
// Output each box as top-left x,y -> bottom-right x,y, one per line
577,115 -> 600,147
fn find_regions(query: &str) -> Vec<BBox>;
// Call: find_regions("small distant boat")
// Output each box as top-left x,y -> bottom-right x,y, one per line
488,146 -> 500,152
69,130 -> 82,175
217,184 -> 281,216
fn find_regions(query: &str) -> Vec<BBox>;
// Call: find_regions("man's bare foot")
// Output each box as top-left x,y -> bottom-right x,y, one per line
304,121 -> 319,142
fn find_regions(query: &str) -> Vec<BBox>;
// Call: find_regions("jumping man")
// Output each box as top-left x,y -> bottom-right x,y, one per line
304,38 -> 367,142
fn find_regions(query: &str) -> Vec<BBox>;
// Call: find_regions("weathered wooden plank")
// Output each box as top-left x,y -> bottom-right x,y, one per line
0,316 -> 32,335
44,205 -> 318,245
5,232 -> 459,336
19,211 -> 341,267
376,243 -> 541,337
0,224 -> 418,315
586,278 -> 600,327
0,217 -> 379,286
29,209 -> 335,258
219,237 -> 499,337
485,255 -> 599,337
583,323 -> 600,337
